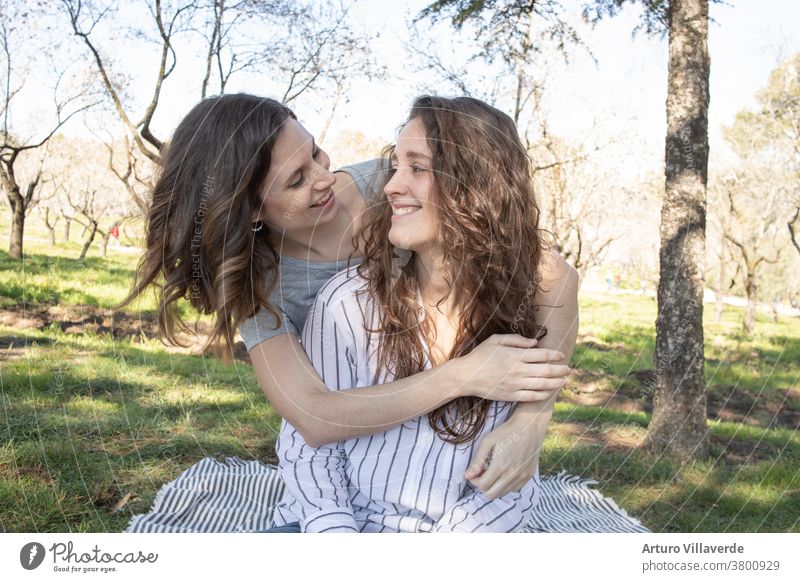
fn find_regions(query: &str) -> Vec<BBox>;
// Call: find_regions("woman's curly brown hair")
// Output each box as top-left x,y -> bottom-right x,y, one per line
120,94 -> 295,355
356,95 -> 549,445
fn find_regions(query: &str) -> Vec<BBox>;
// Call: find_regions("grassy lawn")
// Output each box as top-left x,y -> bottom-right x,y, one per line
1,232 -> 798,532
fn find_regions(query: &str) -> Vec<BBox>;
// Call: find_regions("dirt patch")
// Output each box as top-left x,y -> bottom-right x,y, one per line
707,385 -> 800,430
565,369 -> 651,414
709,433 -> 782,463
0,335 -> 52,361
566,369 -> 800,432
578,334 -> 627,352
91,486 -> 136,512
0,462 -> 56,485
0,302 -> 251,364
549,421 -> 645,453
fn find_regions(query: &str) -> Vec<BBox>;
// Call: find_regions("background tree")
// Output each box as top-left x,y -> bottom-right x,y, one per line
725,52 -> 800,262
46,135 -> 136,259
711,169 -> 783,335
532,135 -> 623,278
752,53 -> 800,260
1,1 -> 94,259
587,0 -> 720,459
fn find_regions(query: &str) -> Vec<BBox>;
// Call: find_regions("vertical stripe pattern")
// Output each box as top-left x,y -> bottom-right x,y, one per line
271,268 -> 540,533
124,460 -> 650,533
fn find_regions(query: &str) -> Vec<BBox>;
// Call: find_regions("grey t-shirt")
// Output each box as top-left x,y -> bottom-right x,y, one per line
237,159 -> 385,351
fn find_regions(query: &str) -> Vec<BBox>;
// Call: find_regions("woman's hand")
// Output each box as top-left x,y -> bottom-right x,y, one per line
464,396 -> 555,499
452,334 -> 570,402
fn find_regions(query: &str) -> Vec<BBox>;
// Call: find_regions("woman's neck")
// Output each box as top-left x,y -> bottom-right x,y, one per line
415,247 -> 462,366
415,248 -> 460,318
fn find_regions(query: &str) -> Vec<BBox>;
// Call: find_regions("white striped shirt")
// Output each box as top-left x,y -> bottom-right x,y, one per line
271,267 -> 541,532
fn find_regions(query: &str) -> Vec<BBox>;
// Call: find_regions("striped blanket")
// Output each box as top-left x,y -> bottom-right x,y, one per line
125,457 -> 650,533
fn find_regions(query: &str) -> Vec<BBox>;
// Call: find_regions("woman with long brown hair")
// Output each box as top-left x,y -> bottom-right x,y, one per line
122,93 -> 578,508
269,95 -> 576,532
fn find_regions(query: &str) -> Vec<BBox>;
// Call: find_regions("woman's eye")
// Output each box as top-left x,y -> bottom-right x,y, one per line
290,175 -> 304,188
412,165 -> 426,173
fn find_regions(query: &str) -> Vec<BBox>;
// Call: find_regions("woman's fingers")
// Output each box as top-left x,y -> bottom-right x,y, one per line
464,439 -> 494,480
519,363 -> 571,379
469,461 -> 507,498
491,334 -> 539,348
520,347 -> 565,363
482,472 -> 527,500
514,387 -> 561,401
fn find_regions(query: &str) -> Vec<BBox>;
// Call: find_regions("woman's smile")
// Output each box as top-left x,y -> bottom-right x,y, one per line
310,189 -> 335,210
391,202 -> 422,219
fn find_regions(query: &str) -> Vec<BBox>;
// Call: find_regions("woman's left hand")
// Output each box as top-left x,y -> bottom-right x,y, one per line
464,400 -> 554,499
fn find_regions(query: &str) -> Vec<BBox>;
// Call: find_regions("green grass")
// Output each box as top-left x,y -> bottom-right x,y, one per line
1,229 -> 798,532
0,327 -> 281,532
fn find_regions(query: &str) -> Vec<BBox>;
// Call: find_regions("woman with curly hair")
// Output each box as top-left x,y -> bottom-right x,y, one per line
122,93 -> 577,517
270,95 -> 577,532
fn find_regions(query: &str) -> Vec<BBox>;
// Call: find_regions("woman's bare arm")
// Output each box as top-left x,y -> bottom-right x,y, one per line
466,248 -> 580,498
250,331 -> 568,448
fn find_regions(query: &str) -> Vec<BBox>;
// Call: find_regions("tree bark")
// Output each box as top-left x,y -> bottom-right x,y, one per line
63,217 -> 71,242
43,208 -> 59,246
645,0 -> 709,459
78,222 -> 98,261
789,207 -> 800,259
3,163 -> 30,260
715,243 -> 725,323
100,229 -> 110,257
9,199 -> 24,259
743,269 -> 757,335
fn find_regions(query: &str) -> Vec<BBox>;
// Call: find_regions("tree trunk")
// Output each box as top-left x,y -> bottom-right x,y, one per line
78,223 -> 98,261
9,200 -> 25,260
63,218 -> 71,242
743,270 -> 757,335
645,0 -> 709,459
48,226 -> 56,246
715,244 -> 725,323
100,230 -> 110,257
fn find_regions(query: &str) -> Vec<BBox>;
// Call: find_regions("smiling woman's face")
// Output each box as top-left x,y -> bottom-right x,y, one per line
384,117 -> 440,253
253,118 -> 338,233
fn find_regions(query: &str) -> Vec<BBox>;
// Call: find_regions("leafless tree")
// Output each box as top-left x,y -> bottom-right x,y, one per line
62,0 -> 198,161
712,170 -> 784,335
1,2 -> 95,259
530,133 -> 621,278
790,206 -> 800,257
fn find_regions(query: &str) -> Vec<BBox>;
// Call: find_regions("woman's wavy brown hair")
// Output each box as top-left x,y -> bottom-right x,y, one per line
356,95 -> 548,445
120,94 -> 295,355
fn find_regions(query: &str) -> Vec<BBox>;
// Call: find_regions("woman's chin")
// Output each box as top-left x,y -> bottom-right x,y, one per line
388,233 -> 414,252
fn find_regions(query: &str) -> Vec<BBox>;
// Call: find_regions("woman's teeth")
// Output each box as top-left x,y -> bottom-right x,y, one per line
394,207 -> 420,215
310,192 -> 332,207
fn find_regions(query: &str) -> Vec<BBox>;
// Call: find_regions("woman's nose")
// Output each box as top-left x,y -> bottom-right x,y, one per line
312,167 -> 336,190
384,168 -> 406,197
